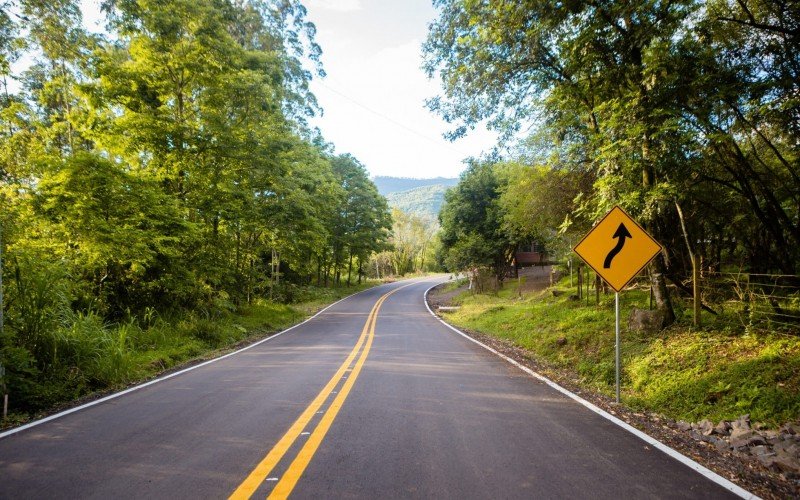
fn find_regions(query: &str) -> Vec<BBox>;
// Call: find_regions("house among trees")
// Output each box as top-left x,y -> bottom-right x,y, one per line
514,241 -> 546,268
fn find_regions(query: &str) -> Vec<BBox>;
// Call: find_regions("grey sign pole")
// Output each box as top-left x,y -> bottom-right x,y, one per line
615,292 -> 620,404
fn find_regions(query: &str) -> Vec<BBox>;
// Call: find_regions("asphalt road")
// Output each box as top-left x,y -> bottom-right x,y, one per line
0,278 -> 744,499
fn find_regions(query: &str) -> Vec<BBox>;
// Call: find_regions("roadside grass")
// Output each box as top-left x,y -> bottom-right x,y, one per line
438,276 -> 469,293
1,282 -> 378,428
442,279 -> 800,426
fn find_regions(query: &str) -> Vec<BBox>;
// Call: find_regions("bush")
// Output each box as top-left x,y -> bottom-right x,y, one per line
4,252 -> 72,369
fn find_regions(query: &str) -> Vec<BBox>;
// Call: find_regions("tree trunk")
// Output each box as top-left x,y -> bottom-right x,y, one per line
247,258 -> 253,305
0,222 -> 4,340
347,252 -> 354,286
675,201 -> 701,327
649,255 -> 676,327
642,129 -> 676,327
595,274 -> 601,305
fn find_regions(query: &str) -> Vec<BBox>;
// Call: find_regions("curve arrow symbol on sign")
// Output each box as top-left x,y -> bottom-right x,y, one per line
603,223 -> 632,269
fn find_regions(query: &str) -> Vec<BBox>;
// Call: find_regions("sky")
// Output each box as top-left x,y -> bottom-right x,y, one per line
302,0 -> 500,179
21,0 -> 500,180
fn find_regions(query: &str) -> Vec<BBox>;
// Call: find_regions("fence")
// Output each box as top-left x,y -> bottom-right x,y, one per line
565,262 -> 800,335
698,272 -> 800,333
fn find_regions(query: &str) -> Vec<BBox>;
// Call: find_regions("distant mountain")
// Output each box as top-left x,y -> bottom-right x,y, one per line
385,184 -> 451,222
373,176 -> 458,196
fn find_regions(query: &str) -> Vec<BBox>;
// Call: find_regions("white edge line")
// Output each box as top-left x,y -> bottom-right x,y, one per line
423,283 -> 758,500
0,283 -> 386,440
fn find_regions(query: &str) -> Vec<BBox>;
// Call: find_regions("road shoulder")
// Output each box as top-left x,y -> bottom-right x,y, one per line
426,282 -> 795,499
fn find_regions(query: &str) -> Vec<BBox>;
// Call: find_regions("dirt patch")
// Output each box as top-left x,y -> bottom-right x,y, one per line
427,281 -> 469,310
426,282 -> 799,499
428,266 -> 556,309
514,265 -> 557,294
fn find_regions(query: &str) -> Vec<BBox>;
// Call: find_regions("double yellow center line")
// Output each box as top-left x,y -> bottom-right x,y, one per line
230,284 -> 412,499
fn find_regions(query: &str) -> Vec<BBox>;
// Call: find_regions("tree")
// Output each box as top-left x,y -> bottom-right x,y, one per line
496,161 -> 592,259
438,162 -> 514,278
424,0 -> 734,325
36,153 -> 191,310
0,0 -> 411,414
328,154 -> 391,286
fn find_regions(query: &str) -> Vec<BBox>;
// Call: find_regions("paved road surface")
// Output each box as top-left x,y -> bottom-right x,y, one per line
0,278 -> 743,499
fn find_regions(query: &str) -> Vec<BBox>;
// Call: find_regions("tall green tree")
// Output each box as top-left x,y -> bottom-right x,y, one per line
328,154 -> 391,286
438,162 -> 514,278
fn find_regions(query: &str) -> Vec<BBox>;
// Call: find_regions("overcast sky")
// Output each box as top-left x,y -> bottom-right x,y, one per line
303,0 -> 499,179
64,1 -> 500,179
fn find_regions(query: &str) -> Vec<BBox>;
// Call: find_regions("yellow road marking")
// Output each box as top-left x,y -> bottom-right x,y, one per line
268,292 -> 387,499
229,283 -> 415,500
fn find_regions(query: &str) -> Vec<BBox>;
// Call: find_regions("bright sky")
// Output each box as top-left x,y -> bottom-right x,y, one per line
30,1 -> 500,180
303,0 -> 499,179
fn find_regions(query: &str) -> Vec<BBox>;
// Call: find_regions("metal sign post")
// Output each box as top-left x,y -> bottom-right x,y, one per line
573,206 -> 663,405
615,292 -> 620,403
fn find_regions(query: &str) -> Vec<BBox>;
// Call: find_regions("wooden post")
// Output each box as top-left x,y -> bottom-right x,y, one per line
577,262 -> 583,300
675,201 -> 701,326
569,258 -> 573,287
585,267 -> 590,305
595,274 -> 601,305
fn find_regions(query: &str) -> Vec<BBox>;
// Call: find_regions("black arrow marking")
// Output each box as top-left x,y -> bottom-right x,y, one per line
603,223 -> 632,268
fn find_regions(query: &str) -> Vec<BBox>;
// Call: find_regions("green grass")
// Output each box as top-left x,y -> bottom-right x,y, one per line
442,279 -> 800,426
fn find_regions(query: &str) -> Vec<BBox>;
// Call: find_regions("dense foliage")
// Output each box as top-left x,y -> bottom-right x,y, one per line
426,0 -> 799,326
0,0 -> 390,411
373,208 -> 438,277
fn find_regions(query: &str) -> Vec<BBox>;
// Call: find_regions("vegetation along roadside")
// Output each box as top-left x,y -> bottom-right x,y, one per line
0,282 -> 379,431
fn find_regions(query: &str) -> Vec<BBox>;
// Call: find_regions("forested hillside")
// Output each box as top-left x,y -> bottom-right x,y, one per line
375,178 -> 453,277
372,176 -> 457,196
0,0 -> 391,415
385,184 -> 449,222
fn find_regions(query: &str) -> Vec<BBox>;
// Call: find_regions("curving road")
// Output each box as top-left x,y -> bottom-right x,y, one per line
0,277 -> 746,499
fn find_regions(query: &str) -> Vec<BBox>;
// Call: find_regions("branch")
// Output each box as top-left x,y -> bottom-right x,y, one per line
665,273 -> 719,315
717,16 -> 799,37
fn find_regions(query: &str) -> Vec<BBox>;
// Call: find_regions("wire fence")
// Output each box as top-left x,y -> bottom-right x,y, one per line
624,270 -> 800,335
562,262 -> 800,335
698,272 -> 800,333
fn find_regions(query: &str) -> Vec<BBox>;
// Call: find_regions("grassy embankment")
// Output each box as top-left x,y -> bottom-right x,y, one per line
440,278 -> 800,426
2,283 -> 378,428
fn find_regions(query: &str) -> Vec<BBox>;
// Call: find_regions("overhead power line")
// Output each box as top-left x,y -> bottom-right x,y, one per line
314,79 -> 471,157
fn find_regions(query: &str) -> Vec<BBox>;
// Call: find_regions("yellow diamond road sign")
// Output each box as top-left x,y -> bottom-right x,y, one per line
573,206 -> 663,293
